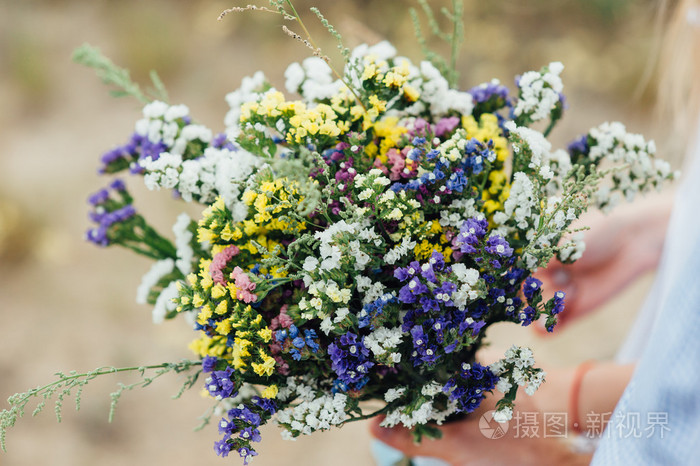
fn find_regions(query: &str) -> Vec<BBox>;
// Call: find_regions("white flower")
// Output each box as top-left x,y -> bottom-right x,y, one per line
142,100 -> 168,119
493,406 -> 513,423
384,387 -> 406,402
152,281 -> 179,324
513,62 -> 563,123
303,256 -> 320,272
136,258 -> 174,304
172,213 -> 193,275
496,378 -> 513,394
164,104 -> 189,122
285,62 -> 305,94
504,172 -> 538,229
365,327 -> 403,358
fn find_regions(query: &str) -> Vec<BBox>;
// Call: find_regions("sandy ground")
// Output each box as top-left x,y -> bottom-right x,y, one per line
0,1 -> 666,465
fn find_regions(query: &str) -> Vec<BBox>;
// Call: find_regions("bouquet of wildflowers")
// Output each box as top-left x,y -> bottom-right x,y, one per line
1,1 -> 677,463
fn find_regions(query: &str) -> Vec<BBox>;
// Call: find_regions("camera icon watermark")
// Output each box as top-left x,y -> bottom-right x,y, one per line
478,410 -> 510,439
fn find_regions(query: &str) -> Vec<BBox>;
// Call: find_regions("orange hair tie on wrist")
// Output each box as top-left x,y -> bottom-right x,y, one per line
569,360 -> 596,435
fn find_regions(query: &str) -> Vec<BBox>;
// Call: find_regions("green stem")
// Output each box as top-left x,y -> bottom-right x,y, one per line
342,403 -> 394,424
17,362 -> 201,406
284,0 -> 366,111
543,116 -> 558,138
449,0 -> 463,88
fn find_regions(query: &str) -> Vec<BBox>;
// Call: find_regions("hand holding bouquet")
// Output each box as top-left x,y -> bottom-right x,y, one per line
1,2 -> 677,463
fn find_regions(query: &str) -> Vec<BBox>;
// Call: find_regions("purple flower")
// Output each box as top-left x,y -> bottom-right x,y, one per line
109,179 -> 126,191
567,134 -> 589,158
394,267 -> 411,281
518,305 -> 536,326
523,277 -> 542,301
419,296 -> 440,313
238,446 -> 258,465
214,438 -> 233,457
88,189 -> 109,206
502,268 -> 526,291
469,81 -> 509,104
212,132 -> 236,151
435,116 -> 460,137
206,367 -> 237,399
329,332 -> 374,390
428,251 -> 446,271
456,217 -> 488,253
420,263 -> 438,283
251,396 -> 277,415
398,277 -> 429,304
485,235 -> 513,257
239,427 -> 262,443
202,356 -> 218,373
443,362 -> 498,414
551,290 -> 566,315
218,418 -> 236,435
228,406 -> 262,427
85,225 -> 109,247
85,181 -> 137,247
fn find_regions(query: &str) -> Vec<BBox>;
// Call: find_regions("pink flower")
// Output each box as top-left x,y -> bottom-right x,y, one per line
435,116 -> 460,137
387,148 -> 407,181
272,354 -> 290,375
270,304 -> 293,330
372,158 -> 390,176
209,245 -> 240,285
230,266 -> 257,303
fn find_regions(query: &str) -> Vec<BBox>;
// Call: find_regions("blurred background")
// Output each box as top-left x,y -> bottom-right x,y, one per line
0,0 -> 675,464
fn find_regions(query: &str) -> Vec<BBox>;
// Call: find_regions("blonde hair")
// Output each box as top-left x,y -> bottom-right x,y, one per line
658,0 -> 700,148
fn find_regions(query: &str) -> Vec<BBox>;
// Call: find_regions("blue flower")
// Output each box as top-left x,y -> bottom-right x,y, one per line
238,446 -> 259,465
328,332 -> 374,390
443,362 -> 498,414
202,356 -> 218,373
518,305 -> 536,326
456,217 -> 488,254
551,290 -> 565,315
218,417 -> 236,435
567,134 -> 589,157
523,277 -> 542,301
469,81 -> 509,104
398,277 -> 429,304
206,367 -> 237,400
358,294 -> 397,329
485,235 -> 514,257
239,427 -> 262,443
251,396 -> 277,415
214,438 -> 233,457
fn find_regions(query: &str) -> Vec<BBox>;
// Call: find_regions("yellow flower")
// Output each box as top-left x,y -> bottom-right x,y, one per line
211,284 -> 227,299
215,319 -> 232,336
197,227 -> 216,243
257,327 -> 272,343
219,224 -> 241,241
197,304 -> 213,324
261,384 -> 278,399
252,353 -> 276,377
403,85 -> 420,102
214,300 -> 228,316
192,293 -> 204,308
361,62 -> 378,81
